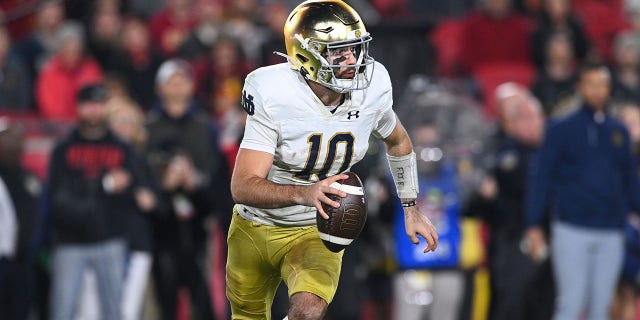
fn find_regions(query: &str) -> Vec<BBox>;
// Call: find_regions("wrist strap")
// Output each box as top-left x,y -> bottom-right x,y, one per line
401,200 -> 417,207
387,151 -> 419,199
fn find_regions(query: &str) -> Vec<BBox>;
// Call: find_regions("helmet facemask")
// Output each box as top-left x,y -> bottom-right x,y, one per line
301,34 -> 375,93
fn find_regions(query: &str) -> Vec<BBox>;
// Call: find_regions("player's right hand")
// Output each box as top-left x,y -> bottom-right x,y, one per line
299,174 -> 348,219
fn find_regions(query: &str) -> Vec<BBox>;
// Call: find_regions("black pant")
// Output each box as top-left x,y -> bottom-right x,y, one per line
153,246 -> 215,320
488,238 -> 555,320
0,258 -> 34,320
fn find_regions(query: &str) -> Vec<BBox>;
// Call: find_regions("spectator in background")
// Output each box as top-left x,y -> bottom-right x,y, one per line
525,62 -> 640,320
145,59 -> 220,320
531,0 -> 590,69
193,36 -> 252,169
530,31 -> 578,117
36,22 -> 103,120
626,4 -> 640,50
176,0 -> 225,61
0,118 -> 42,320
47,83 -> 137,320
466,83 -> 553,320
103,72 -> 130,99
390,77 -> 492,320
460,0 -> 533,74
392,120 -> 465,320
0,173 -> 19,320
74,93 -> 160,320
109,14 -> 163,111
15,0 -> 65,96
617,102 -> 640,157
571,0 -> 629,63
64,0 -> 111,25
127,0 -> 163,18
0,24 -> 31,111
106,96 -> 161,320
149,0 -> 195,58
611,32 -> 640,104
209,81 -> 245,173
611,103 -> 640,320
258,2 -> 288,67
86,0 -> 123,69
197,36 -> 253,114
223,0 -> 265,65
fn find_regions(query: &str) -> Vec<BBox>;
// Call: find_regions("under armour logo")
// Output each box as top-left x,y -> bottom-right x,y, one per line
347,111 -> 360,120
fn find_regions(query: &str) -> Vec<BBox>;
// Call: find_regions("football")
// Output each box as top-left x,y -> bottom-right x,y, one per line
317,172 -> 367,252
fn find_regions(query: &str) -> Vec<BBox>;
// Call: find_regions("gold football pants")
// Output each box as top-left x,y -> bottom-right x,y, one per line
226,207 -> 343,319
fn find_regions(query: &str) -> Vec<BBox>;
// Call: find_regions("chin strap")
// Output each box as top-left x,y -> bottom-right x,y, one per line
273,51 -> 310,79
273,51 -> 301,68
294,33 -> 310,49
273,34 -> 315,69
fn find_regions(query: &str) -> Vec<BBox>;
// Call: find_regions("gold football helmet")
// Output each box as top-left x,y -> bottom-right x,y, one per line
280,0 -> 374,93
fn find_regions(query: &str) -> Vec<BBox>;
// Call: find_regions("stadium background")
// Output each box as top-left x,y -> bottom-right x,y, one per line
0,0 -> 637,319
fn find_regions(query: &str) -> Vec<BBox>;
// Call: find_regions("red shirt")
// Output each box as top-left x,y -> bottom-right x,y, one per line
36,56 -> 103,120
149,8 -> 195,57
572,0 -> 631,62
461,11 -> 534,73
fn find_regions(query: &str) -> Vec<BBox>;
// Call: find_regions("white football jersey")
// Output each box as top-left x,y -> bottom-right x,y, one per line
237,61 -> 396,227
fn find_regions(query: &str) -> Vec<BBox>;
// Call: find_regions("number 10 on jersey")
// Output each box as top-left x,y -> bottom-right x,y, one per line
294,132 -> 355,182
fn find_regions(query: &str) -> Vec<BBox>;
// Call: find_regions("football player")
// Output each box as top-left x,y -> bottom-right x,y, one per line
227,1 -> 438,319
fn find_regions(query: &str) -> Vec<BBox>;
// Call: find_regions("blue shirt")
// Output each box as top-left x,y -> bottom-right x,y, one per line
525,105 -> 640,230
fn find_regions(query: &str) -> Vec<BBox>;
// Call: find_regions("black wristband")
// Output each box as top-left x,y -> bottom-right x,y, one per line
401,200 -> 417,207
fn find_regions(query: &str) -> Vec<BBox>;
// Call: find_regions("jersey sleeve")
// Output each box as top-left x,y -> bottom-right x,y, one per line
239,78 -> 278,154
373,104 -> 396,139
372,64 -> 396,139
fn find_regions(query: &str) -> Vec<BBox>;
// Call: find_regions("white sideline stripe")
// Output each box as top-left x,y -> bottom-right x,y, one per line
318,232 -> 354,245
329,182 -> 364,195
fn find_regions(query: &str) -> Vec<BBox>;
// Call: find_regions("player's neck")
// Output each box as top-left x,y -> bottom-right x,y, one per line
307,80 -> 345,107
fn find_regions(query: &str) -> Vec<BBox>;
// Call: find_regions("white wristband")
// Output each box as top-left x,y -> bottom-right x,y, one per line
387,151 -> 419,199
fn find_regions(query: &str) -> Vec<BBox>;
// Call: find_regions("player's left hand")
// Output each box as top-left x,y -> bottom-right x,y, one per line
404,206 -> 438,253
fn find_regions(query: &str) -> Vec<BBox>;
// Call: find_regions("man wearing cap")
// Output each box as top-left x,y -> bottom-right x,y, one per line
47,83 -> 138,320
145,59 -> 224,320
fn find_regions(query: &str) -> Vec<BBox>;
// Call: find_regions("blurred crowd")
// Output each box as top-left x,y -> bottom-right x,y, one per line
2,0 -> 640,319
